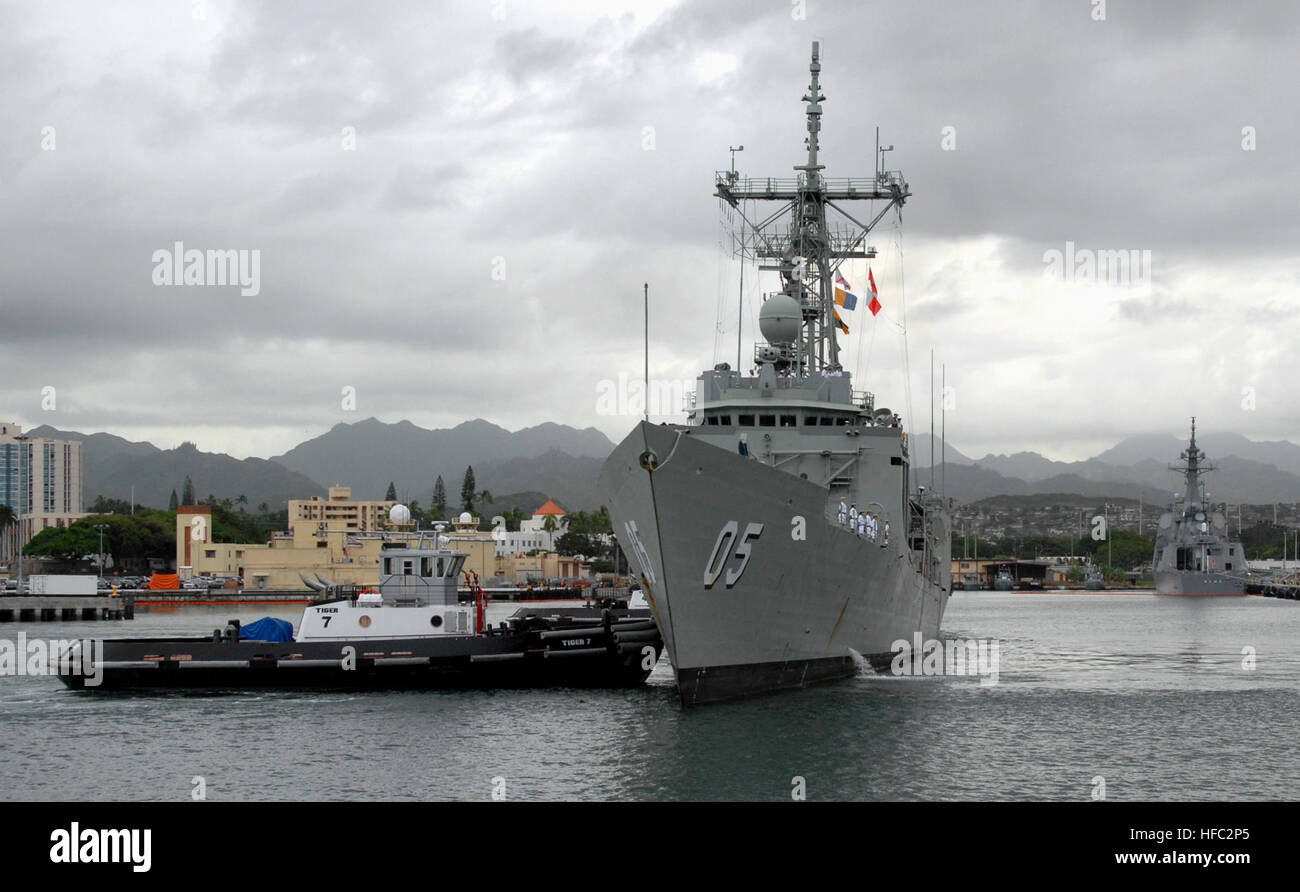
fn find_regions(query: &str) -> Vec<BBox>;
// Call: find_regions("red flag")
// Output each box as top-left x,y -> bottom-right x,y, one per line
868,268 -> 882,316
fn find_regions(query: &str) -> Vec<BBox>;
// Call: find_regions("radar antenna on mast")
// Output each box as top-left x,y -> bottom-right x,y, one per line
715,41 -> 910,378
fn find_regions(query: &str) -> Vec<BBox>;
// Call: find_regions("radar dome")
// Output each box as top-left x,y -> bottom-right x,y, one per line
388,504 -> 411,524
458,511 -> 473,524
758,294 -> 801,344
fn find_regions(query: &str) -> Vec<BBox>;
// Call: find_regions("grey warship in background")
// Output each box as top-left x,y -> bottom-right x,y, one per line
1152,419 -> 1246,595
599,42 -> 951,706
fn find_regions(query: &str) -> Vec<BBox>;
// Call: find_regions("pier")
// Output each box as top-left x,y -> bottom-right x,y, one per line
0,595 -> 134,622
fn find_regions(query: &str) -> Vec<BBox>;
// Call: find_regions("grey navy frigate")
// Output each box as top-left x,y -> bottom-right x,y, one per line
598,43 -> 951,706
1152,419 -> 1246,595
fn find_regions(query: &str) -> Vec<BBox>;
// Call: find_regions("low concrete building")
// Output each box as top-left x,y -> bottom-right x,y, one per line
175,489 -> 506,591
176,485 -> 398,590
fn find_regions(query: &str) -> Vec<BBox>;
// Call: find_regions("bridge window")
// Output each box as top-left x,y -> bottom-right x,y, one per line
819,416 -> 833,426
738,414 -> 755,426
707,416 -> 720,426
804,414 -> 817,425
720,415 -> 731,425
835,417 -> 850,426
780,415 -> 796,427
383,558 -> 392,574
759,415 -> 776,427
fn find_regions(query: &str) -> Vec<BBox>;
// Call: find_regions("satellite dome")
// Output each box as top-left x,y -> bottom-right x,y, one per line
388,504 -> 411,524
758,294 -> 801,344
458,511 -> 473,524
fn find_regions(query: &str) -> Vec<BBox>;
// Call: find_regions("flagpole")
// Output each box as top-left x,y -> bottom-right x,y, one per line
736,260 -> 743,373
643,282 -> 649,424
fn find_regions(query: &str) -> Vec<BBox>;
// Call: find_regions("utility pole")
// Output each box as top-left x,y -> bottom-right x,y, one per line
1106,504 -> 1112,576
94,523 -> 109,580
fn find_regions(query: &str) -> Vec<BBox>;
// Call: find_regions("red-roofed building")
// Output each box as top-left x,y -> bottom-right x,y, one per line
533,499 -> 566,517
493,497 -> 569,555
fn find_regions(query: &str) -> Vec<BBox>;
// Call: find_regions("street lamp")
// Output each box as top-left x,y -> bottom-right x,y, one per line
94,523 -> 109,581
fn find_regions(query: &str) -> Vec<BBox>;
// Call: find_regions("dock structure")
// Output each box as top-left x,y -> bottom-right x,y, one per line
0,594 -> 134,622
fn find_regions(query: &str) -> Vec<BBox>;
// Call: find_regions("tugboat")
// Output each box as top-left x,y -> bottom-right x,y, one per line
1152,419 -> 1246,595
992,566 -> 1015,591
599,43 -> 951,706
58,526 -> 663,691
1084,568 -> 1106,591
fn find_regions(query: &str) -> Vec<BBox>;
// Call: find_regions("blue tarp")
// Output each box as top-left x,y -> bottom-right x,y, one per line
239,616 -> 295,643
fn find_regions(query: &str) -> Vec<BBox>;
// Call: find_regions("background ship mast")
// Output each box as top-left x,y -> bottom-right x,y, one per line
1171,417 -> 1215,509
715,40 -> 910,377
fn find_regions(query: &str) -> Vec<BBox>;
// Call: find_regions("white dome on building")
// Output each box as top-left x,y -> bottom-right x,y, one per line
388,504 -> 411,524
458,511 -> 473,524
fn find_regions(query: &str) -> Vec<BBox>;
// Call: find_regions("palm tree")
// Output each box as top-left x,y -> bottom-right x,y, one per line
477,489 -> 494,505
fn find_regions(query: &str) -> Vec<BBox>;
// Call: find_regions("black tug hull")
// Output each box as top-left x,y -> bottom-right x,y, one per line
59,609 -> 665,692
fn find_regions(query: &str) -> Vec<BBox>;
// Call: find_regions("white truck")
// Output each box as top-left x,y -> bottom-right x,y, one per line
28,575 -> 99,596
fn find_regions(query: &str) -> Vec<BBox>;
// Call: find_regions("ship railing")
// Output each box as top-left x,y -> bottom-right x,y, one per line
755,224 -> 883,260
715,173 -> 903,199
853,390 -> 874,412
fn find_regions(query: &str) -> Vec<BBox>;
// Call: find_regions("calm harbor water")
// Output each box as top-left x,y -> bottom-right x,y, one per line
2,592 -> 1297,801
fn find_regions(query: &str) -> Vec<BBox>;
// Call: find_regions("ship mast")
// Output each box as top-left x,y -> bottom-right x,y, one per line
715,41 -> 909,377
1172,416 -> 1213,509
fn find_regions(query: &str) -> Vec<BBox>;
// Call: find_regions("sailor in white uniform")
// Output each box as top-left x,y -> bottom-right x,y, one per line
838,498 -> 848,526
848,503 -> 859,530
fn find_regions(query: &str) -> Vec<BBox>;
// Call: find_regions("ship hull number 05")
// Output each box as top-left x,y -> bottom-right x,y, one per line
704,521 -> 764,588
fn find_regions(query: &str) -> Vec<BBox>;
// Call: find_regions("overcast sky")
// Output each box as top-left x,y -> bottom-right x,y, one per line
2,0 -> 1296,462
